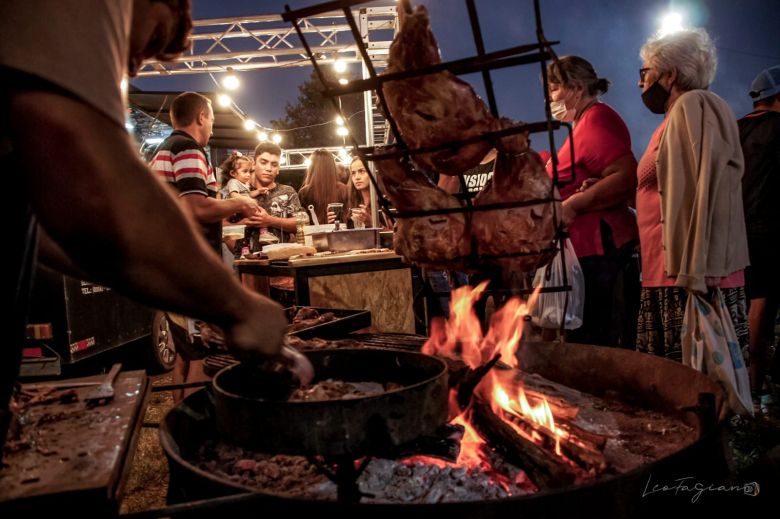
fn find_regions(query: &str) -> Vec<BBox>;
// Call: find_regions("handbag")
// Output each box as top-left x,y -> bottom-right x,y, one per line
530,238 -> 585,330
681,288 -> 753,416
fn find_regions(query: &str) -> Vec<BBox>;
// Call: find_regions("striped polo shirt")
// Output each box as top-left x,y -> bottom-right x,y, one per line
150,130 -> 221,253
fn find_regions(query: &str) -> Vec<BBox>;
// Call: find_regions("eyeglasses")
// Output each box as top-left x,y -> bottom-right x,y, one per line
639,68 -> 652,81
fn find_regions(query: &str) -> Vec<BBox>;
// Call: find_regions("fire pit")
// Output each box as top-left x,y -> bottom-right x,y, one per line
160,341 -> 728,517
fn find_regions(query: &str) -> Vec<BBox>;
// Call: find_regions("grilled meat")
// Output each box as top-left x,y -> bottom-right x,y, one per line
472,140 -> 560,272
383,4 -> 498,176
375,153 -> 471,267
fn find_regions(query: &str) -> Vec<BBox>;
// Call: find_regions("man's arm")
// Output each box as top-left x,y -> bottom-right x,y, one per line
180,192 -> 258,224
13,90 -> 286,360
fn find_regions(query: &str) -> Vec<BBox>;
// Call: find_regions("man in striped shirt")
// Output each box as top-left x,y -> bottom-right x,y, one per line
150,92 -> 264,400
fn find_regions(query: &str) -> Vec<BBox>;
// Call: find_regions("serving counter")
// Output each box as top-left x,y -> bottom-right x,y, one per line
236,251 -> 425,334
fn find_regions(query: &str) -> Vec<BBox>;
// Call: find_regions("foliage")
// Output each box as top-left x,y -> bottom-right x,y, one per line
270,68 -> 366,149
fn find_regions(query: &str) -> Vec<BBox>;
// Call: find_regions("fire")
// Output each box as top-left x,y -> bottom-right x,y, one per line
422,282 -> 540,368
489,372 -> 568,456
422,282 -> 567,458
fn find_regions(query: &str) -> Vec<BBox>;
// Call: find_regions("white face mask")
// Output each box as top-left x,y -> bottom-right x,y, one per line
549,88 -> 579,122
550,100 -> 575,121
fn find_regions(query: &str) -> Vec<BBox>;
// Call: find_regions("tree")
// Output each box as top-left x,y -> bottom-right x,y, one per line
270,68 -> 366,149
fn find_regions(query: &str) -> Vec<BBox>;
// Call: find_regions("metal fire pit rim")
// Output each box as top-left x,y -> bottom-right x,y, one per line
212,347 -> 448,405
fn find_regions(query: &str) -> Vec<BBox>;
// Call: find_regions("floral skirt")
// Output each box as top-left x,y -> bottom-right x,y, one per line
635,286 -> 748,363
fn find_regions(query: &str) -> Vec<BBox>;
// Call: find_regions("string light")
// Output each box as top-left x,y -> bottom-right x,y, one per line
303,158 -> 312,167
335,115 -> 345,126
243,119 -> 256,131
217,93 -> 232,107
223,67 -> 240,90
257,131 -> 268,141
336,126 -> 349,136
334,58 -> 347,73
271,133 -> 283,144
338,78 -> 349,85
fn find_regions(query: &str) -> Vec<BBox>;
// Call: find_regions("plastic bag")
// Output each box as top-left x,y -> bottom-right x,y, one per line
530,238 -> 584,330
682,289 -> 753,416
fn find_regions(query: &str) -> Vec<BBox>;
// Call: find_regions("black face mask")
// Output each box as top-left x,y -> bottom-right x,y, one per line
641,80 -> 671,114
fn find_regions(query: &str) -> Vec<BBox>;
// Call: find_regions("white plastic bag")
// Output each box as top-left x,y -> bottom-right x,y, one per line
530,238 -> 584,330
682,289 -> 753,416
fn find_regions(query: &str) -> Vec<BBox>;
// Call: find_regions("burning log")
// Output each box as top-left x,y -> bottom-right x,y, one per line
471,393 -> 610,487
470,395 -> 580,488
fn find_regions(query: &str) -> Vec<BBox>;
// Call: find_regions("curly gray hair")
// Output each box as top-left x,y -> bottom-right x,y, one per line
640,28 -> 717,91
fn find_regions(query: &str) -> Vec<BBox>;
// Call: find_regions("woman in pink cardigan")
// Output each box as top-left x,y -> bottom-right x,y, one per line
634,28 -> 749,364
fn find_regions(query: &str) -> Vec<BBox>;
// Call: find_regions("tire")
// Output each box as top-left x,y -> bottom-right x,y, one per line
146,311 -> 177,373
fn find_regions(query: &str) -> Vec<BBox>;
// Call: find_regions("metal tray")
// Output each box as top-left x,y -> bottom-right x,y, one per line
309,227 -> 380,252
285,306 -> 371,340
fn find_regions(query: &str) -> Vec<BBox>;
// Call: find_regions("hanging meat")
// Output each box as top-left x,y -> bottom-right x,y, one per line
375,153 -> 471,267
472,134 -> 560,272
383,4 -> 501,176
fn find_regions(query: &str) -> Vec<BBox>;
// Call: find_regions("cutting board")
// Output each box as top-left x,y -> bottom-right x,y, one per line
286,250 -> 401,266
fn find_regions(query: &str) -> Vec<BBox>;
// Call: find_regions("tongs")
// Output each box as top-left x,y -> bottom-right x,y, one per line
83,363 -> 121,407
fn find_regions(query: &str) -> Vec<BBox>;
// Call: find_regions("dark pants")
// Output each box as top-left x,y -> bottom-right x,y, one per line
566,222 -> 640,348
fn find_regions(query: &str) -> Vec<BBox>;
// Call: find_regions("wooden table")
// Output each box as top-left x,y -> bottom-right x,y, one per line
236,251 -> 426,334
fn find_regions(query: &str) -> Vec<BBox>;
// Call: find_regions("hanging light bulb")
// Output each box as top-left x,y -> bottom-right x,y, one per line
223,67 -> 240,90
303,158 -> 312,167
271,133 -> 282,144
334,58 -> 347,73
243,119 -> 256,131
336,127 -> 349,137
257,131 -> 268,142
335,115 -> 345,126
338,78 -> 349,85
217,93 -> 232,107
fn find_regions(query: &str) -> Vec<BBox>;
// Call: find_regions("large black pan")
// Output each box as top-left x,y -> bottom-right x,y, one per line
212,348 -> 449,457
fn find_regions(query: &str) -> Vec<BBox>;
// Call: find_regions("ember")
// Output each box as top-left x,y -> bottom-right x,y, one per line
193,441 -> 537,503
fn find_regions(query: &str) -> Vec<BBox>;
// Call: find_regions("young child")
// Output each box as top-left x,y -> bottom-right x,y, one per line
219,152 -> 263,200
218,153 -> 276,256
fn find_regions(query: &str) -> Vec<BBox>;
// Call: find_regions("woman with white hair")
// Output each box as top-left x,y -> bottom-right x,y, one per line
634,28 -> 750,363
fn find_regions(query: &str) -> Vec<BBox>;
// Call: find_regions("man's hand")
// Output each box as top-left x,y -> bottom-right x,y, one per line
235,197 -> 260,218
224,293 -> 287,360
253,206 -> 277,227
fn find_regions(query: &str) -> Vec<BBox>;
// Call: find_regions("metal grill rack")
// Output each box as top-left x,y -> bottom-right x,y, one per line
282,0 -> 576,327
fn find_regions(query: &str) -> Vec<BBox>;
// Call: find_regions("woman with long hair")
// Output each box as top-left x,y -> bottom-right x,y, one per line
348,156 -> 391,230
298,149 -> 349,224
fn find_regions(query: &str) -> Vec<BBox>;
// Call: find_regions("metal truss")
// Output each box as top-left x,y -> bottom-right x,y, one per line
136,6 -> 397,77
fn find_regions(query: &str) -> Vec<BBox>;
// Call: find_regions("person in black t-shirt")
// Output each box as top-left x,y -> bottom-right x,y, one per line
739,65 -> 780,414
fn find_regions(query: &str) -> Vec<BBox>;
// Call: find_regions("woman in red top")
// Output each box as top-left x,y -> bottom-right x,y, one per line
544,56 -> 640,348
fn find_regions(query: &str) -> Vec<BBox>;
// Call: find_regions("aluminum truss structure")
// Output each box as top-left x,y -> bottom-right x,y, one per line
136,5 -> 397,147
135,7 -> 397,76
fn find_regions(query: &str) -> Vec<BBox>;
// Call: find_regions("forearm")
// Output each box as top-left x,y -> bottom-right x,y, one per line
36,225 -> 91,281
567,155 -> 636,214
267,216 -> 297,232
184,195 -> 246,224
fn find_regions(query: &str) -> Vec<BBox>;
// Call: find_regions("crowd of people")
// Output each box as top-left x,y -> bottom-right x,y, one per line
540,32 -> 779,416
1,0 -> 778,456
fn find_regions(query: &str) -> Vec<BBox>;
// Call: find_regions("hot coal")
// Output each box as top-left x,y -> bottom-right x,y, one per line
191,441 -> 537,503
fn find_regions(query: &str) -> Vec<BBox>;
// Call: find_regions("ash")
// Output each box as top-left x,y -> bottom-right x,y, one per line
192,442 -> 537,503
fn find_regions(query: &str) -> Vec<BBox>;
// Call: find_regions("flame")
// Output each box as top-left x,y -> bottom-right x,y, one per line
422,283 -> 541,368
423,282 -> 568,461
487,372 -> 568,456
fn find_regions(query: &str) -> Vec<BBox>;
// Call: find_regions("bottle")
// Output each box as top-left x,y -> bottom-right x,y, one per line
294,211 -> 308,245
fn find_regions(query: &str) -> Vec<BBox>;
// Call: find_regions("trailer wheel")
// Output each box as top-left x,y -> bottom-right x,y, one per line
147,311 -> 177,373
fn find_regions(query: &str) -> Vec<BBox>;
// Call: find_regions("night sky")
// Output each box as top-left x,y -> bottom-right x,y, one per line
131,0 -> 780,158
